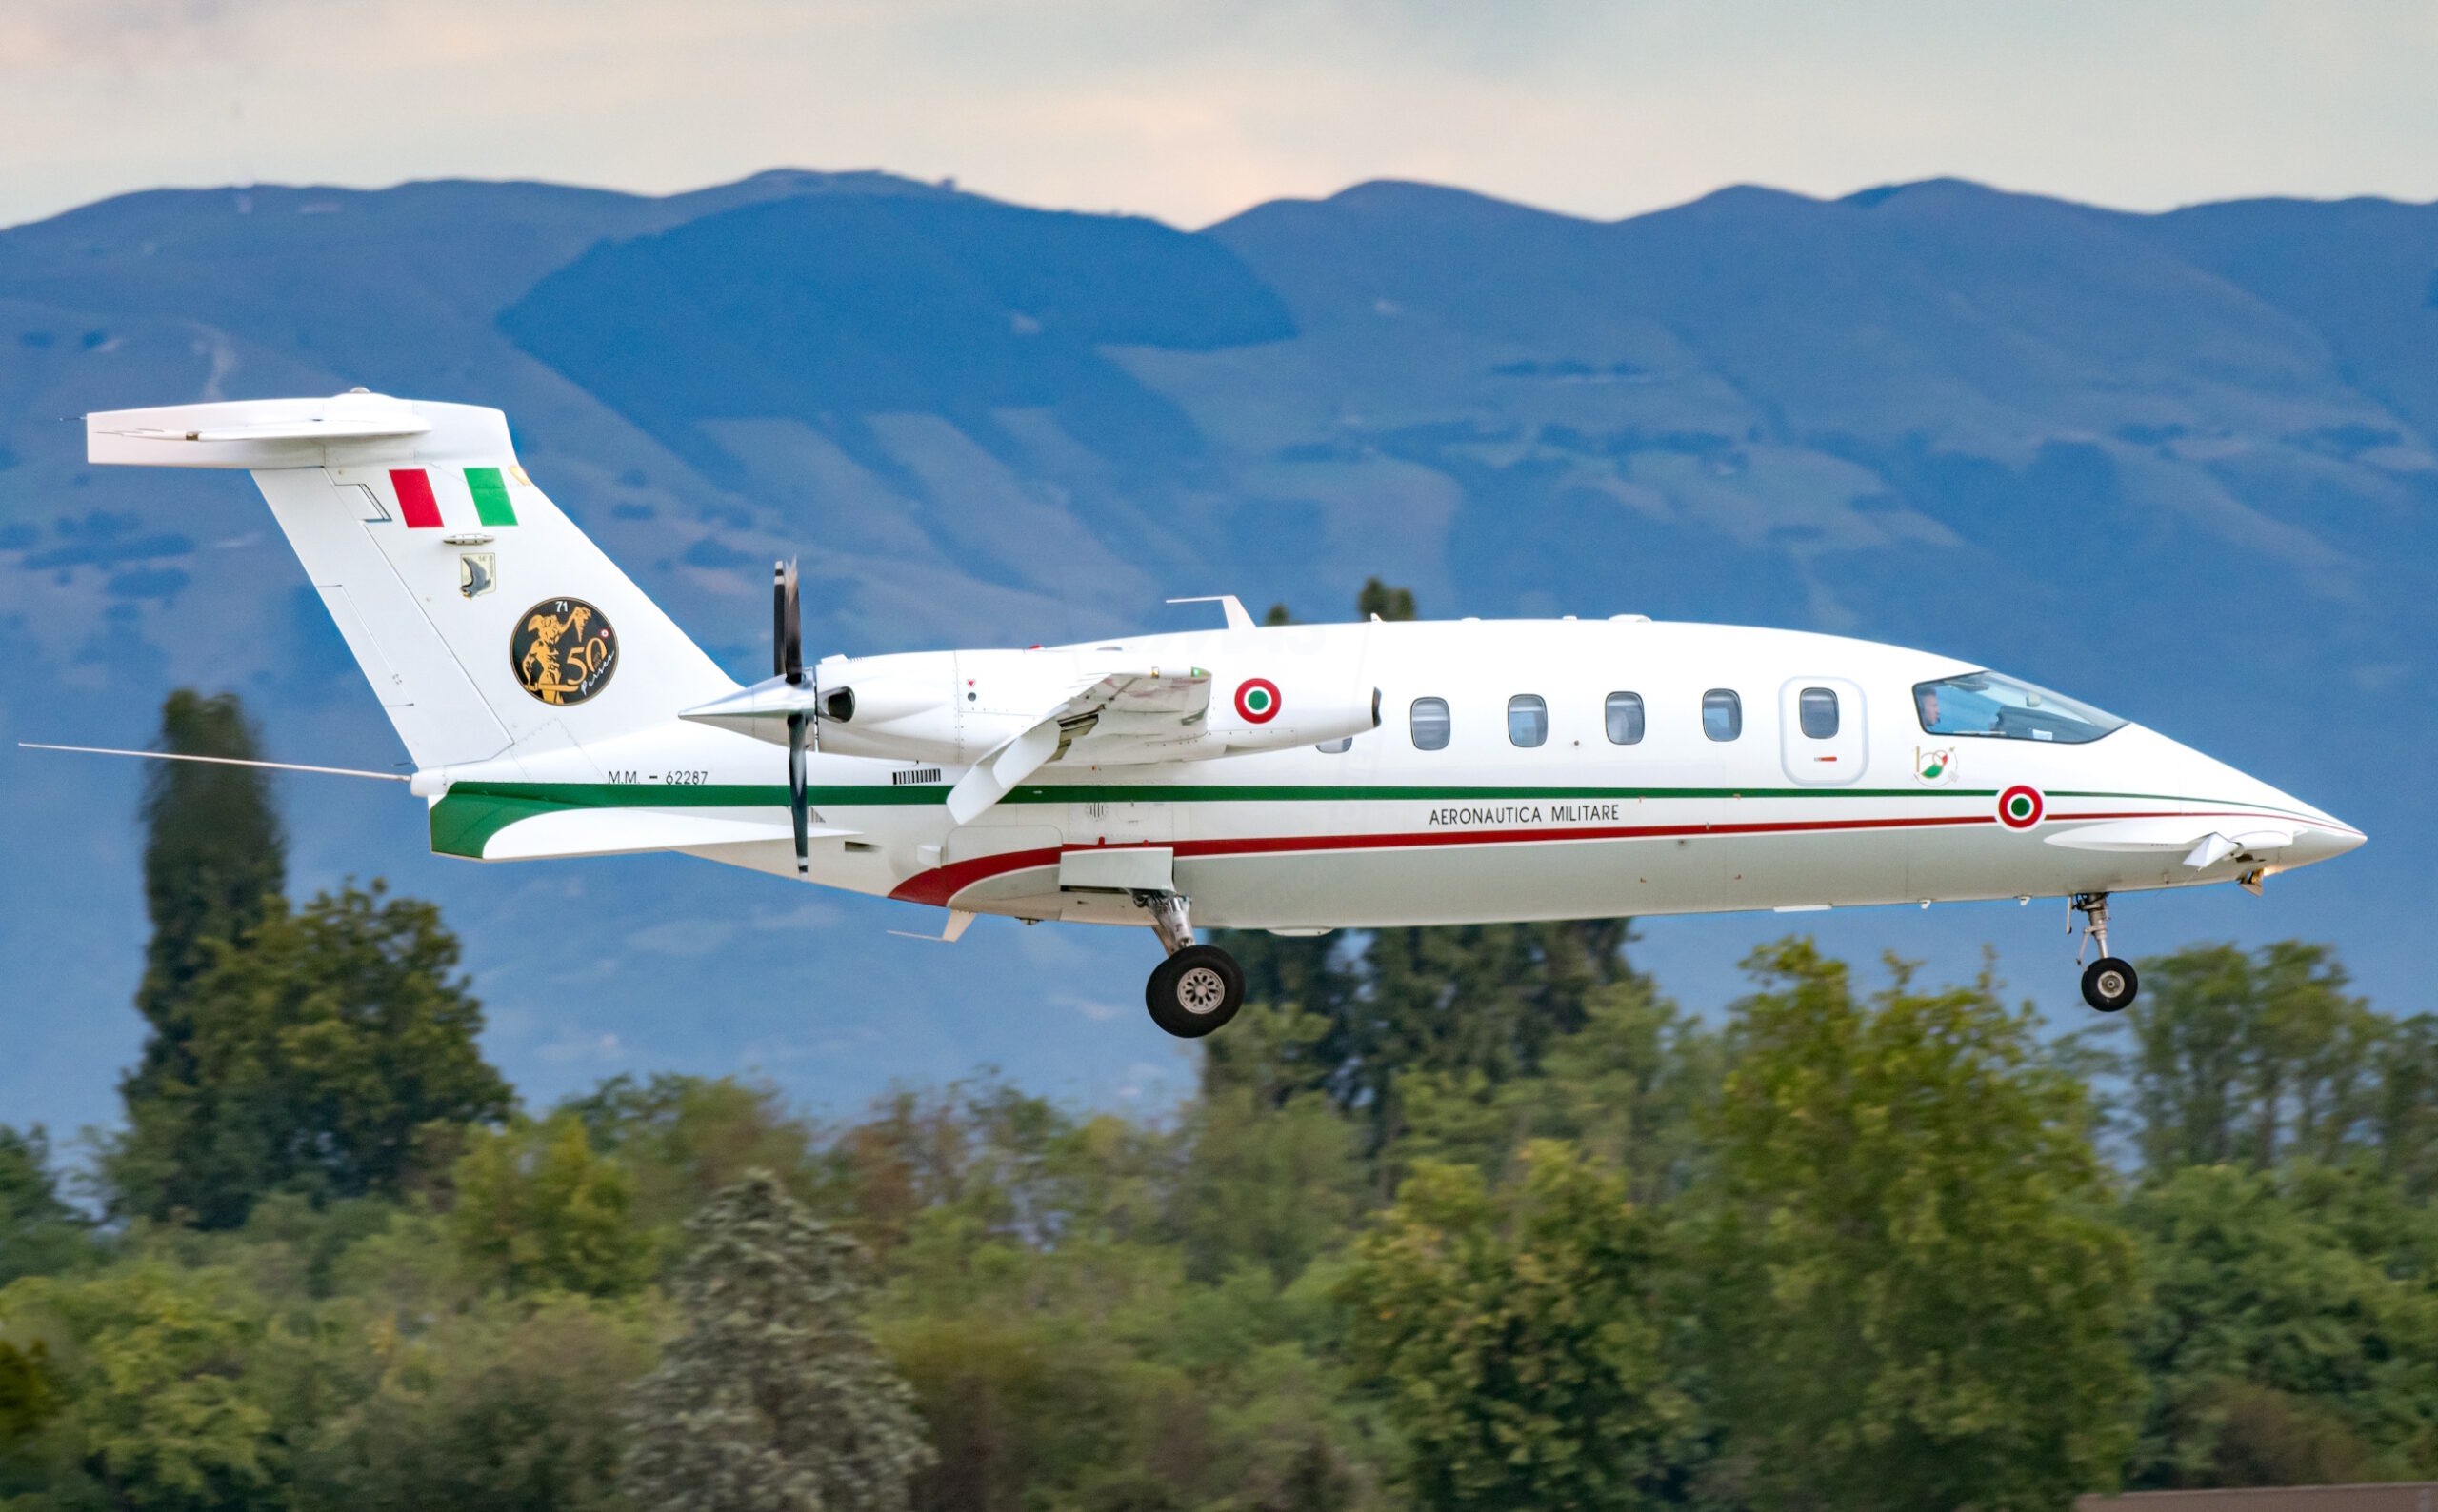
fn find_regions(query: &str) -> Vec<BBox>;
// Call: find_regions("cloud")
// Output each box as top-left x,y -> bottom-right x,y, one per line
626,917 -> 741,956
1050,991 -> 1126,1024
2,1 -> 2434,233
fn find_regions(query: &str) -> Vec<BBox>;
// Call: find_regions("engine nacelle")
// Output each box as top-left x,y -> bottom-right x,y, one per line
689,630 -> 1382,770
814,642 -> 1379,766
806,650 -> 971,765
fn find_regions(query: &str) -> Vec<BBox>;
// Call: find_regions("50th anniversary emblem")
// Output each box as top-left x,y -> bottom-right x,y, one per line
511,597 -> 618,706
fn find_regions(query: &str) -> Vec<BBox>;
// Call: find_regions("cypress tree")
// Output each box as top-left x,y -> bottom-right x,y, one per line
130,688 -> 287,1065
623,1171 -> 933,1512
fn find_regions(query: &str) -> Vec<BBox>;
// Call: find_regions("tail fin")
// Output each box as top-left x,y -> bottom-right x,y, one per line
88,392 -> 736,770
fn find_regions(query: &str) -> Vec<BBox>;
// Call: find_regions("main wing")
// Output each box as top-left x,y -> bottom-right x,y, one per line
947,668 -> 1210,823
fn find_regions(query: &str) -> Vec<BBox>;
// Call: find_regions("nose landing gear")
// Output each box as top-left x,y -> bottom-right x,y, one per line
2071,892 -> 2139,1012
1133,889 -> 1246,1038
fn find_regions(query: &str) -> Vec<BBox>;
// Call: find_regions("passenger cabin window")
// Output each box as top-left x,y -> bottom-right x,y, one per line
1410,697 -> 1451,751
1508,694 -> 1548,747
1913,671 -> 2125,745
1798,686 -> 1839,739
1703,689 -> 1742,742
1605,691 -> 1645,745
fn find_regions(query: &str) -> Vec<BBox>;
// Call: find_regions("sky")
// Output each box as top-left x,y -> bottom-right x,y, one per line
3,0 -> 2436,230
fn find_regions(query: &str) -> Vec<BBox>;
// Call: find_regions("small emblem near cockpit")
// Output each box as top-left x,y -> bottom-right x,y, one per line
1914,746 -> 1955,786
459,552 -> 496,599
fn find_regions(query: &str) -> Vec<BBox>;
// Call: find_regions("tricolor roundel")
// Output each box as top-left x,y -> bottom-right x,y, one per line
1996,785 -> 2045,830
1234,678 -> 1281,724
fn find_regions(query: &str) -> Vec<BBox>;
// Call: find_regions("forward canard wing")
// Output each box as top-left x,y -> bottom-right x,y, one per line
2044,817 -> 2297,870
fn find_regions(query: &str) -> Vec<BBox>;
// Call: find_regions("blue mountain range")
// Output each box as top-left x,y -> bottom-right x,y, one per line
4,169 -> 2431,1137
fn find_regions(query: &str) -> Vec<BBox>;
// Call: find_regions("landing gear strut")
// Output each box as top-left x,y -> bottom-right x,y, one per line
1132,890 -> 1245,1039
2072,892 -> 2139,1013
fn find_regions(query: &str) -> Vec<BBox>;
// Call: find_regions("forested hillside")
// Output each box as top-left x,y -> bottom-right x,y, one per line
6,689 -> 2438,1510
2,170 -> 2430,1137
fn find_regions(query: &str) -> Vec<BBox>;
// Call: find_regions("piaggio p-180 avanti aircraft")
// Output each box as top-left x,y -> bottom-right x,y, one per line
64,392 -> 2364,1036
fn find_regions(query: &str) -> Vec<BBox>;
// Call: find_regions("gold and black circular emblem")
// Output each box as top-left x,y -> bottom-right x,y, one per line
510,597 -> 618,706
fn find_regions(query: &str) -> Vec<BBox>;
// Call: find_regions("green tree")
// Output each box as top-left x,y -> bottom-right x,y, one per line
298,1289 -> 660,1512
1345,919 -> 1635,1161
131,690 -> 287,1069
565,1073 -> 823,1233
1354,578 -> 1416,622
1176,1088 -> 1364,1285
0,1126 -> 94,1284
2371,1013 -> 2438,1200
2123,1160 -> 2438,1487
0,1263 -> 289,1512
1700,940 -> 2138,1511
1396,969 -> 1717,1206
0,1337 -> 57,1454
622,1171 -> 933,1512
110,883 -> 515,1228
2113,942 -> 2385,1176
1219,917 -> 1637,1165
451,1116 -> 653,1297
1337,1143 -> 1691,1510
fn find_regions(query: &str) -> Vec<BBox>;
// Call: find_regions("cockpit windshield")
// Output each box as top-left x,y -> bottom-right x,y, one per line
1912,670 -> 2125,745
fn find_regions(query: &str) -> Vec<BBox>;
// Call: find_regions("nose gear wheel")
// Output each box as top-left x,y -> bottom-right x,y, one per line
2070,892 -> 2140,1012
2082,957 -> 2139,1013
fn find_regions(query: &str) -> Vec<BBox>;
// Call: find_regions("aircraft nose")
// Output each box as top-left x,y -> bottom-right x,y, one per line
2239,777 -> 2363,867
2124,725 -> 2364,870
2284,808 -> 2366,864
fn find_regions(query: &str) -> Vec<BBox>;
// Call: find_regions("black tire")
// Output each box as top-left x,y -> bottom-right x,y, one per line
2082,956 -> 2139,1013
1146,945 -> 1246,1038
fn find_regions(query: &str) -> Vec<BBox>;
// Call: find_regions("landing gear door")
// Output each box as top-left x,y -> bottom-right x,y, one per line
1779,678 -> 1868,786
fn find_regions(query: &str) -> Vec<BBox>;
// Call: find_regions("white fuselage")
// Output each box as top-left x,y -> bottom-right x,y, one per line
443,616 -> 2362,930
77,393 -> 2361,952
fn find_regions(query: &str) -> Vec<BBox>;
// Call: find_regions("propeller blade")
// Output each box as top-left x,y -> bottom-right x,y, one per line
788,710 -> 809,876
772,559 -> 803,686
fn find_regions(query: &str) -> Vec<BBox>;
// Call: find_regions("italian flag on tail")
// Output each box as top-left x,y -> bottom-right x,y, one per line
390,466 -> 528,529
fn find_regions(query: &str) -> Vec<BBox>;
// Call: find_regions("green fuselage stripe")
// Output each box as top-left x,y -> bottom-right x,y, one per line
426,778 -> 2324,861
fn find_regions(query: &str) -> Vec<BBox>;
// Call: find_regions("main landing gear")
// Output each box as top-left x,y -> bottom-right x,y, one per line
2072,892 -> 2140,1013
1133,890 -> 1246,1039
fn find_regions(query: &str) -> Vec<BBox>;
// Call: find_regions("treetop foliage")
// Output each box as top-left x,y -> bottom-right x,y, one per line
621,1171 -> 934,1512
110,883 -> 515,1229
135,690 -> 285,1043
1701,941 -> 2139,1512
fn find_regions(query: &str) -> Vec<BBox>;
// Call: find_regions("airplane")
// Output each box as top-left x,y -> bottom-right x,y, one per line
58,391 -> 2364,1038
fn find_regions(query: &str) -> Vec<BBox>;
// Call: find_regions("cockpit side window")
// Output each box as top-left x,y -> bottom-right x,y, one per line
1913,671 -> 2125,745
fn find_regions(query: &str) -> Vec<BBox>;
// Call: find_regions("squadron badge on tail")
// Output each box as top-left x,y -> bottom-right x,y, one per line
511,597 -> 617,705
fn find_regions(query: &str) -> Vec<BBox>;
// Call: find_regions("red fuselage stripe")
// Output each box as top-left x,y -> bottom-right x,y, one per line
885,810 -> 1990,907
884,806 -> 2328,907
